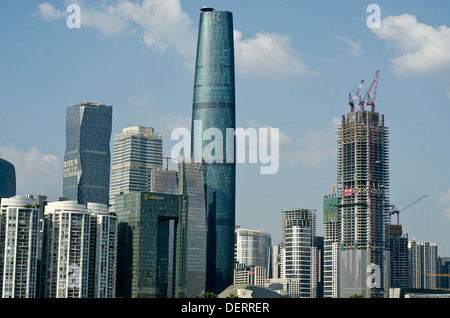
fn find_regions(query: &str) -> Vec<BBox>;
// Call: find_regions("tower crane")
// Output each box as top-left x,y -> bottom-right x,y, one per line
366,70 -> 379,112
358,70 -> 379,111
389,194 -> 428,225
348,80 -> 364,112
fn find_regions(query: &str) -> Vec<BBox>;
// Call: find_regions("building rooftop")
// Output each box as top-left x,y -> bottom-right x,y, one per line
218,284 -> 289,298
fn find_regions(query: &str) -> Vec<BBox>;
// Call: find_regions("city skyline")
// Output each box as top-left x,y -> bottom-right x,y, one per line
1,0 -> 450,257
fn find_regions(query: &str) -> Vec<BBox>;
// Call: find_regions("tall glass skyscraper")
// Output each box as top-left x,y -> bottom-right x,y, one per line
0,158 -> 16,199
191,7 -> 236,294
149,158 -> 207,298
63,102 -> 112,205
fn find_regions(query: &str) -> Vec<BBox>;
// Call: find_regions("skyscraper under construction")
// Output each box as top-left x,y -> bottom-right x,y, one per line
337,71 -> 390,298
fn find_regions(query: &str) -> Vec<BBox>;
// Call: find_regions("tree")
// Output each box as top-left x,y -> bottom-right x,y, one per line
202,291 -> 217,298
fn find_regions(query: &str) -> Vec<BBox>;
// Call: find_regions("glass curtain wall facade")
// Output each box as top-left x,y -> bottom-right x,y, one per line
63,102 -> 112,205
148,160 -> 207,298
183,162 -> 207,297
115,191 -> 188,298
0,158 -> 16,199
191,7 -> 236,294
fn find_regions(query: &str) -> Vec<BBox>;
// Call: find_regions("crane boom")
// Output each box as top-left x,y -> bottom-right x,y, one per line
389,194 -> 428,225
366,70 -> 379,111
348,80 -> 364,112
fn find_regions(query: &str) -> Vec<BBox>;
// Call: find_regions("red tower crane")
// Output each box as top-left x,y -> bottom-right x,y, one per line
358,70 -> 379,111
366,70 -> 379,112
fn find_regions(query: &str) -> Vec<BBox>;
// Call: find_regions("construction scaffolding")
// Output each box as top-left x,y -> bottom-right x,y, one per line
337,74 -> 390,297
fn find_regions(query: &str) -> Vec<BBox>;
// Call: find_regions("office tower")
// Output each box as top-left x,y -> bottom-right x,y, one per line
388,224 -> 409,288
281,208 -> 317,298
150,168 -> 178,195
42,200 -> 117,298
63,102 -> 112,205
337,73 -> 389,298
408,239 -> 440,289
323,195 -> 340,298
191,6 -> 236,294
115,191 -> 188,298
109,126 -> 163,211
440,258 -> 450,290
182,161 -> 207,297
0,195 -> 39,298
234,228 -> 272,287
149,158 -> 207,298
235,228 -> 272,270
0,158 -> 16,199
315,236 -> 324,298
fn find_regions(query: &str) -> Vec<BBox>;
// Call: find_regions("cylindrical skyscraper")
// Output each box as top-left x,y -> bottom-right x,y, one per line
191,7 -> 236,294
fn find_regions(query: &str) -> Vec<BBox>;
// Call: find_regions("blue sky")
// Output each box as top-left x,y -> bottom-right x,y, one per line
1,0 -> 450,254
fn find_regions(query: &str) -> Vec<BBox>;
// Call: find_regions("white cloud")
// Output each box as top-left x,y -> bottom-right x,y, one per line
341,36 -> 362,57
439,189 -> 450,220
38,1 -> 315,79
38,3 -> 65,20
234,30 -> 316,78
0,145 -> 61,199
38,0 -> 197,57
372,14 -> 450,78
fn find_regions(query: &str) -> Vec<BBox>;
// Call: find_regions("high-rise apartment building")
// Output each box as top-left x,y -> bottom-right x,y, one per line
0,158 -> 16,199
281,208 -> 317,298
109,126 -> 163,211
191,6 -> 236,294
408,239 -> 440,289
337,79 -> 390,297
0,195 -> 39,298
63,102 -> 112,205
41,200 -> 117,298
